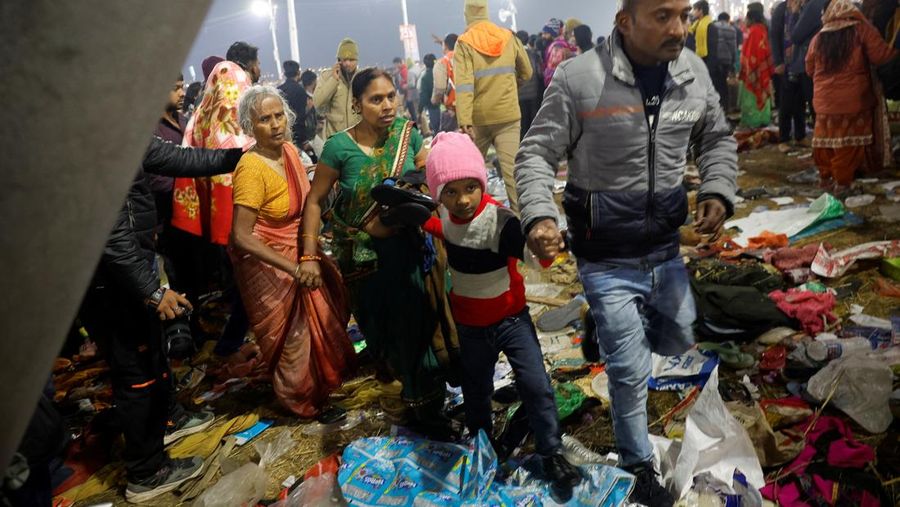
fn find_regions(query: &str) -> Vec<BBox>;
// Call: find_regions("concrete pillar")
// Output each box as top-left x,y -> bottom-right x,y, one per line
0,0 -> 212,469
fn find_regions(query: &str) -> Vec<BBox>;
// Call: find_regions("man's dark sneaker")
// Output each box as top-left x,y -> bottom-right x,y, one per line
371,184 -> 438,210
580,306 -> 601,363
125,457 -> 204,503
543,453 -> 582,490
624,461 -> 674,507
380,202 -> 432,228
164,409 -> 214,446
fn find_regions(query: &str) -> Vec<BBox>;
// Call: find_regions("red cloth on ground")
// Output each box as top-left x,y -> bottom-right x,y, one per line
765,244 -> 820,272
768,288 -> 837,334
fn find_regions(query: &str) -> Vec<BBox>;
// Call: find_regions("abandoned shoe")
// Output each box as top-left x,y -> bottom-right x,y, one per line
379,202 -> 432,228
164,409 -> 214,446
125,457 -> 204,503
624,461 -> 673,507
371,184 -> 438,210
543,453 -> 582,490
536,295 -> 587,332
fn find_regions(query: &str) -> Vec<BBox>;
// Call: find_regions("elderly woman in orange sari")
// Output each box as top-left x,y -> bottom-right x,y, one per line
229,85 -> 356,418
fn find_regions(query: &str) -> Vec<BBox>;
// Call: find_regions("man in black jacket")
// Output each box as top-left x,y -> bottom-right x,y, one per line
278,60 -> 307,149
85,138 -> 242,503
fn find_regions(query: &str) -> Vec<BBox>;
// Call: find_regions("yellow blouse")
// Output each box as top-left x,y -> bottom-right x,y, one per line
232,152 -> 290,221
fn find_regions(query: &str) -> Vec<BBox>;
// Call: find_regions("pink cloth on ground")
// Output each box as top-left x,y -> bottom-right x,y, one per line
768,289 -> 837,334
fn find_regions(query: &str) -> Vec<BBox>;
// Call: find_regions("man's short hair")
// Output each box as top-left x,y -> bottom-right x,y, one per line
393,57 -> 403,64
226,41 -> 259,69
619,0 -> 638,14
283,60 -> 300,78
717,12 -> 730,21
423,53 -> 437,68
516,30 -> 529,46
301,70 -> 317,88
693,1 -> 710,15
177,73 -> 183,82
444,33 -> 458,50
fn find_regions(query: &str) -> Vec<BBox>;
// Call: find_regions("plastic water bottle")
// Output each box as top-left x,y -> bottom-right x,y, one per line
807,337 -> 873,362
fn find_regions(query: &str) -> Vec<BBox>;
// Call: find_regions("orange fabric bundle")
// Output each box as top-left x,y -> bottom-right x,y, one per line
748,231 -> 790,250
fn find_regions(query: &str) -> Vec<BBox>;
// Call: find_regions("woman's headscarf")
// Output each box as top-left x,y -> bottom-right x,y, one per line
821,0 -> 866,33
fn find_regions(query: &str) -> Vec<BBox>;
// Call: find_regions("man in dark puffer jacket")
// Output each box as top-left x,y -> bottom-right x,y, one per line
84,137 -> 242,503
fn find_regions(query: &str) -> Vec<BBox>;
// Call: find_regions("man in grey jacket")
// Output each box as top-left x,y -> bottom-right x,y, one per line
515,0 -> 737,505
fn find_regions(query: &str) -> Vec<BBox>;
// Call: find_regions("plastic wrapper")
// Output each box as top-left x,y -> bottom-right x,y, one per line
670,367 -> 765,499
195,429 -> 294,507
806,354 -> 894,433
338,430 -> 633,506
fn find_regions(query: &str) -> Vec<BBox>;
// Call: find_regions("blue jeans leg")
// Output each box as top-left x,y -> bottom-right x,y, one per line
577,257 -> 696,467
495,309 -> 561,456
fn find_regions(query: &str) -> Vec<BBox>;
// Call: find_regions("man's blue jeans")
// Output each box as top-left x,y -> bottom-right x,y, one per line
578,256 -> 696,467
456,307 -> 562,456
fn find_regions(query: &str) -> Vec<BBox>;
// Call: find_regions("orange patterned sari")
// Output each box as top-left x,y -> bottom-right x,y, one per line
229,143 -> 356,417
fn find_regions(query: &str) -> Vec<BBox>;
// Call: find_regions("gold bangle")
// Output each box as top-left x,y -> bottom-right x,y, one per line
299,255 -> 322,263
302,233 -> 318,241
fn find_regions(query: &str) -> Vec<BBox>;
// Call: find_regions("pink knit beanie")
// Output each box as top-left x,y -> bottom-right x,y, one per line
425,132 -> 488,201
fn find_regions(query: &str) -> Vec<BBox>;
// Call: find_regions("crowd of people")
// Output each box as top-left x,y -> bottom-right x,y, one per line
9,0 -> 899,506
687,0 -> 898,193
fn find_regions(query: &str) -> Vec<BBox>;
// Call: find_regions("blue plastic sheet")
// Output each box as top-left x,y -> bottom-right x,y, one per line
338,430 -> 634,506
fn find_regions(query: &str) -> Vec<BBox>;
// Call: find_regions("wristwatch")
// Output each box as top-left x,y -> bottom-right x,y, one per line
147,287 -> 167,309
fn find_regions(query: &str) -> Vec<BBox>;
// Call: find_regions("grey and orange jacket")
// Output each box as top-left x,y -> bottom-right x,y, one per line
515,31 -> 737,264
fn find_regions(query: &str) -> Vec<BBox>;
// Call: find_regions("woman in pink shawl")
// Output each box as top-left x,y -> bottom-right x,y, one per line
229,85 -> 356,418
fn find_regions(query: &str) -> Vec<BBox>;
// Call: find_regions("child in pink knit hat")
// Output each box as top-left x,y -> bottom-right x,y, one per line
423,132 -> 582,490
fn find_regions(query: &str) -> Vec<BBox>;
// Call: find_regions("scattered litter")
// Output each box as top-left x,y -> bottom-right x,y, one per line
337,430 -> 635,506
770,196 -> 795,206
811,240 -> 900,278
807,354 -> 894,433
786,167 -> 819,184
649,350 -> 718,391
725,193 -> 844,246
234,419 -> 274,446
196,429 -> 294,507
299,410 -> 364,436
670,367 -> 765,499
844,194 -> 876,208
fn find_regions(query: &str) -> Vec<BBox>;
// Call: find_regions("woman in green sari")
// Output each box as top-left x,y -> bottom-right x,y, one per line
300,68 -> 458,434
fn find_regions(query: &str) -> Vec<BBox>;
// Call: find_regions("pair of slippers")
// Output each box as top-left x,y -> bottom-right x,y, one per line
370,183 -> 436,227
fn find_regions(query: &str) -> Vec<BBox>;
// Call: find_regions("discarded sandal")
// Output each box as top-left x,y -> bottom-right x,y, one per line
371,183 -> 438,210
379,202 -> 432,227
697,342 -> 755,369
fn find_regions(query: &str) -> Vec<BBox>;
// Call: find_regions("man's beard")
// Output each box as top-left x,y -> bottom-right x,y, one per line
165,103 -> 180,118
341,68 -> 354,82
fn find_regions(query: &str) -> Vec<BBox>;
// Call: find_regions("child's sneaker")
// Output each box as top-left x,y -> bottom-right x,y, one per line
542,453 -> 582,490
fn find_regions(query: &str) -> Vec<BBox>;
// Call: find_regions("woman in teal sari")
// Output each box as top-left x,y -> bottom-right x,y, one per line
300,68 -> 458,434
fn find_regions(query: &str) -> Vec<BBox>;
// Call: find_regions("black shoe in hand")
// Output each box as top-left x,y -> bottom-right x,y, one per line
624,461 -> 673,507
380,202 -> 432,228
371,184 -> 438,210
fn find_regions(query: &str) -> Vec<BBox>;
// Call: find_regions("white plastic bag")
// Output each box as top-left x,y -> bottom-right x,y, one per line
806,354 -> 894,433
269,473 -> 347,507
671,367 -> 764,500
194,430 -> 294,507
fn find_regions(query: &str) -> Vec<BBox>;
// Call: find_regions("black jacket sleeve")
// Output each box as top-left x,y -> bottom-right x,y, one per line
771,3 -> 786,66
141,137 -> 243,178
102,201 -> 159,302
